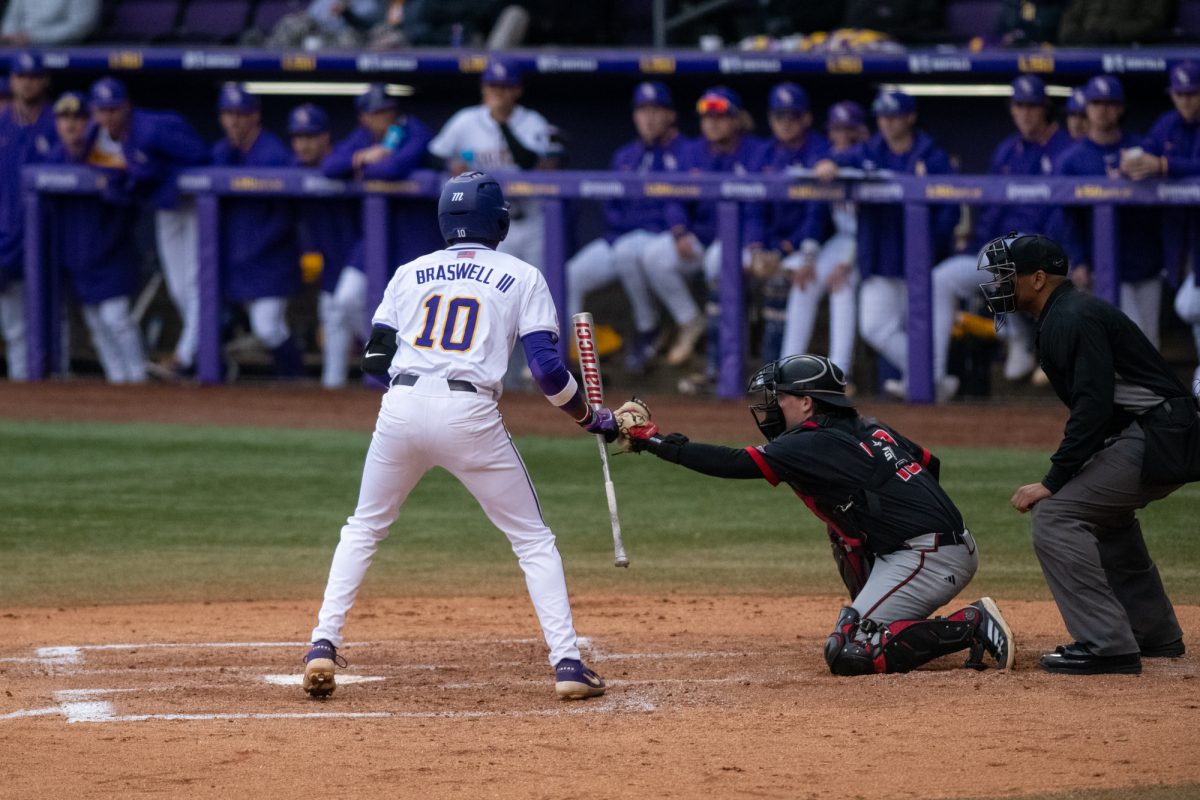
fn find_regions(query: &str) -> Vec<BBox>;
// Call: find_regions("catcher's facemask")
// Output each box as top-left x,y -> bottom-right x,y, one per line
977,232 -> 1022,331
747,363 -> 788,441
747,354 -> 852,441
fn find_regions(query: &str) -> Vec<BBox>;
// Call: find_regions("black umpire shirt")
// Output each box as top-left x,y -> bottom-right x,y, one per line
1035,281 -> 1191,493
646,414 -> 965,555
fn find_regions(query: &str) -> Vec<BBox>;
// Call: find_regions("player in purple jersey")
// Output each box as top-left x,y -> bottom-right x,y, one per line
1122,61 -> 1200,388
0,51 -> 55,380
564,81 -> 692,374
47,91 -> 145,383
815,90 -> 960,401
210,83 -> 304,379
1051,75 -> 1165,347
87,76 -> 209,382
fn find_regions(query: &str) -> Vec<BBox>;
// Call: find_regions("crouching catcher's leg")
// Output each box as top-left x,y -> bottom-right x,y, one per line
824,606 -> 982,675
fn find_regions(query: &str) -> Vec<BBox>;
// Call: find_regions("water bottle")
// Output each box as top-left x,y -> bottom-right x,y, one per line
381,124 -> 405,150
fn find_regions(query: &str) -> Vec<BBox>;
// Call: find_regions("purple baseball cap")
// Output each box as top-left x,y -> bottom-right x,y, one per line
696,85 -> 742,116
1011,74 -> 1048,104
1169,61 -> 1200,94
1066,87 -> 1086,114
1083,74 -> 1124,104
288,103 -> 329,135
481,57 -> 521,87
827,100 -> 866,129
872,89 -> 915,117
218,82 -> 260,113
89,77 -> 129,109
10,51 -> 45,76
632,81 -> 672,109
53,91 -> 88,118
768,82 -> 810,114
356,82 -> 397,114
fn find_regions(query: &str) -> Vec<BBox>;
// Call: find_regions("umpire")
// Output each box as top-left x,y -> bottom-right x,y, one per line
979,232 -> 1199,675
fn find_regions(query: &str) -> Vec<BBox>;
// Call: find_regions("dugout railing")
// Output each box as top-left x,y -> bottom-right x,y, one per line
21,166 -> 1200,402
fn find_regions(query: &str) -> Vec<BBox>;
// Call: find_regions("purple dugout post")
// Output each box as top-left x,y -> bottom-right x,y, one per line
22,187 -> 45,380
541,197 -> 569,361
1090,205 -> 1119,305
903,202 -> 934,405
195,193 -> 222,384
716,200 -> 745,399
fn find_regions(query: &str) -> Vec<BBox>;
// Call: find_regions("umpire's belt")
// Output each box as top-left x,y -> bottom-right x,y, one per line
391,372 -> 477,393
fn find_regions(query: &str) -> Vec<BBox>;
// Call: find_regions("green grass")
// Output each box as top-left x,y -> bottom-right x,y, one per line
1,418 -> 1198,607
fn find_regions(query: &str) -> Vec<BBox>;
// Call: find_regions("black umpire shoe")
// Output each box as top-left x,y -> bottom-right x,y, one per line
1140,638 -> 1185,658
1039,642 -> 1142,675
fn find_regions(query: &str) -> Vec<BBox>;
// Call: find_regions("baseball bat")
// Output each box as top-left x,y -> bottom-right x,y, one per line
571,312 -> 630,568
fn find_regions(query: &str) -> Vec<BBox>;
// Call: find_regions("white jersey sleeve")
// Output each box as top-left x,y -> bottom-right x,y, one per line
428,107 -> 474,160
519,267 -> 560,339
508,106 -> 551,159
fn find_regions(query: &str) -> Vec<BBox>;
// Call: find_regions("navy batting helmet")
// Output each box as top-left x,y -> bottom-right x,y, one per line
438,171 -> 510,245
747,354 -> 853,440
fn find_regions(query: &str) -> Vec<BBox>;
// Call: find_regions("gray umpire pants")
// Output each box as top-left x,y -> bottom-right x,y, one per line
1031,421 -> 1184,656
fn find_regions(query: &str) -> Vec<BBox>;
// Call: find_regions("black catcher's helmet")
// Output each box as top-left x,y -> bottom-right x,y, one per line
747,354 -> 853,440
438,171 -> 510,245
977,231 -> 1068,330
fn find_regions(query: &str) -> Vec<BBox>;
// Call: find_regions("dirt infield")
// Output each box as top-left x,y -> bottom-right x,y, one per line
3,597 -> 1198,800
5,382 -> 1197,799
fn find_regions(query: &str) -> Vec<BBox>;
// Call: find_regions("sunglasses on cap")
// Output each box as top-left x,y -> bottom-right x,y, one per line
696,95 -> 734,115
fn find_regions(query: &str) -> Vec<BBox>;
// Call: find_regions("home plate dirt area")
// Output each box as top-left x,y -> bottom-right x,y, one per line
2,597 -> 1198,799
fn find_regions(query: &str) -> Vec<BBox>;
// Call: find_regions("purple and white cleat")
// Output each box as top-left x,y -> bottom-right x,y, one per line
555,658 -> 606,700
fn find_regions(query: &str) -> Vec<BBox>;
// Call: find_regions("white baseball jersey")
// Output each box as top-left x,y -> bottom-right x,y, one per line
374,242 -> 558,396
428,105 -> 550,168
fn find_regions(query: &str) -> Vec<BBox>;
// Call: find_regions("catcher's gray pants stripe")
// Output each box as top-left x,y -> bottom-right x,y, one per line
1030,421 -> 1183,656
852,530 -> 978,625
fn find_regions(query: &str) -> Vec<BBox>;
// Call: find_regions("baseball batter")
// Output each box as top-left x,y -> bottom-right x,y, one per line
304,172 -> 616,700
617,354 -> 1014,675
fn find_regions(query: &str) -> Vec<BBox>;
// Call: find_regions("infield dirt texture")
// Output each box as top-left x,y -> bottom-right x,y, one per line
1,382 -> 1198,800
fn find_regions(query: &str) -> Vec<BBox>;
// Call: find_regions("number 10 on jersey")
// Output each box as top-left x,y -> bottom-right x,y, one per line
414,294 -> 480,352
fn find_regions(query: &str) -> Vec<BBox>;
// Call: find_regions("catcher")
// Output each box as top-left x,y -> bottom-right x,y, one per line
614,354 -> 1015,675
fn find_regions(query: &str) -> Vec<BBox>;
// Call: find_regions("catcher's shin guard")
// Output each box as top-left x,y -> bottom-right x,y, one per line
824,606 -> 878,676
824,606 -> 981,676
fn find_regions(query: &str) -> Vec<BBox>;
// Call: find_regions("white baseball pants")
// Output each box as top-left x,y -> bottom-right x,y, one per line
780,232 -> 858,373
82,296 -> 146,384
318,266 -> 367,389
155,203 -> 200,368
1120,277 -> 1162,350
312,378 -> 582,665
0,281 -> 26,381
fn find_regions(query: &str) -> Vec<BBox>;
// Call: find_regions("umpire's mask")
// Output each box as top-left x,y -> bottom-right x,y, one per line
978,231 -> 1069,331
977,232 -> 1022,331
747,354 -> 853,441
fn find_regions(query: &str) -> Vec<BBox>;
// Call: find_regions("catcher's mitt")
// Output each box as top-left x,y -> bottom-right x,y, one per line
614,397 -> 655,452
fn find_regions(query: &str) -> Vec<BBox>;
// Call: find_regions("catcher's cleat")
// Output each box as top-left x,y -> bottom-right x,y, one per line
303,639 -> 346,698
554,658 -> 606,700
971,597 -> 1015,670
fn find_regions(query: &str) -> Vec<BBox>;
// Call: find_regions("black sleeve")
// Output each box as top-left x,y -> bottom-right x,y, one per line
646,435 -> 763,479
1043,314 -> 1115,492
498,122 -> 540,170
